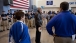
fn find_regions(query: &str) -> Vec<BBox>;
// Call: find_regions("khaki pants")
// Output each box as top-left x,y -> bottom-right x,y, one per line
11,18 -> 13,25
8,22 -> 12,29
0,20 -> 2,30
54,37 -> 74,43
25,19 -> 28,26
31,18 -> 35,27
1,20 -> 8,30
8,19 -> 13,29
28,19 -> 32,28
42,18 -> 47,28
28,19 -> 34,28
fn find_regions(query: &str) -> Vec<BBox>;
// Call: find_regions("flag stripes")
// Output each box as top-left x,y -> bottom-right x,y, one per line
10,0 -> 29,9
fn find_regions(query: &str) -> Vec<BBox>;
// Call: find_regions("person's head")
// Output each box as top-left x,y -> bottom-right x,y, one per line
2,11 -> 5,14
37,8 -> 42,14
8,10 -> 10,13
43,11 -> 45,14
18,10 -> 22,12
31,11 -> 33,13
28,11 -> 31,15
52,11 -> 55,14
60,2 -> 69,11
15,11 -> 25,21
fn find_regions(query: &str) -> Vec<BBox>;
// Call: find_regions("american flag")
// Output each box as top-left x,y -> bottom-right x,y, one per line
10,0 -> 29,9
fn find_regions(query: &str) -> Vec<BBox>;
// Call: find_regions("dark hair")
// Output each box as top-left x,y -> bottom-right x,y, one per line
52,11 -> 55,14
15,11 -> 25,20
60,2 -> 69,11
37,8 -> 42,14
43,11 -> 45,13
37,10 -> 40,13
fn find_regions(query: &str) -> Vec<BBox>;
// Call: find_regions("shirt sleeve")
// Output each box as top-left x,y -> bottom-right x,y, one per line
46,16 -> 57,35
20,24 -> 31,43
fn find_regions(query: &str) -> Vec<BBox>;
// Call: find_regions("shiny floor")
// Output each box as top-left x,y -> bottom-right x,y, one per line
0,28 -> 54,43
0,28 -> 76,43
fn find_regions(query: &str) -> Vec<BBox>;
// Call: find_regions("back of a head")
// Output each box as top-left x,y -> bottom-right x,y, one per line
52,11 -> 55,14
43,11 -> 45,13
15,11 -> 25,20
60,2 -> 69,11
37,8 -> 42,14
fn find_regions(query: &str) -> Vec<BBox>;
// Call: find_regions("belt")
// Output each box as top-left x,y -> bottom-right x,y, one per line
55,35 -> 72,38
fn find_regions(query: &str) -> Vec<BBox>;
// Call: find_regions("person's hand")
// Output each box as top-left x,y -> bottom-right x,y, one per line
53,34 -> 56,37
38,27 -> 42,32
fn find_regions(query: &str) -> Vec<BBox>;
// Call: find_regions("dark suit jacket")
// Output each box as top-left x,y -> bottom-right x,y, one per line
35,13 -> 42,27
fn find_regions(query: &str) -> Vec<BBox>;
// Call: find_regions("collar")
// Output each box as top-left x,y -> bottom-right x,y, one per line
17,20 -> 23,23
62,10 -> 69,12
61,11 -> 70,13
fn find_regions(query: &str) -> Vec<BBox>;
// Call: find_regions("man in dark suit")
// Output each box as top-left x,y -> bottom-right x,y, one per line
35,8 -> 43,43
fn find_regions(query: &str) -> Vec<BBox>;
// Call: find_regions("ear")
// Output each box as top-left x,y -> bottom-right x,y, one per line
59,8 -> 62,12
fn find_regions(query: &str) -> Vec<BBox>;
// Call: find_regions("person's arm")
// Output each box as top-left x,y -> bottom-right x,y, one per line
46,16 -> 56,35
42,14 -> 44,20
38,15 -> 42,27
20,24 -> 31,43
5,14 -> 7,19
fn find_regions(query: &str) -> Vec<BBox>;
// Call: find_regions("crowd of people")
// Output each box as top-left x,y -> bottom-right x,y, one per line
0,10 -> 13,32
0,1 -> 76,43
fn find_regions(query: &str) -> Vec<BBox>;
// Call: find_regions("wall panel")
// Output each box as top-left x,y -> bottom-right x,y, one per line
36,0 -> 76,7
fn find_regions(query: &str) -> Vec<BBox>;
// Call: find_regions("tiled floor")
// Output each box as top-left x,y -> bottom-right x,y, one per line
0,28 -> 76,43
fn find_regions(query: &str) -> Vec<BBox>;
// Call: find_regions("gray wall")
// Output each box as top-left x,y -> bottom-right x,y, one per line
0,0 -> 3,14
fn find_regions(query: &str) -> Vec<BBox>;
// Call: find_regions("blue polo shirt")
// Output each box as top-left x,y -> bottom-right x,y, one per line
9,21 -> 31,43
46,11 -> 76,37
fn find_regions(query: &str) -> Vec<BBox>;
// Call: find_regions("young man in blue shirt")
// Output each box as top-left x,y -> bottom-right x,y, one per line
9,11 -> 31,43
46,2 -> 76,43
